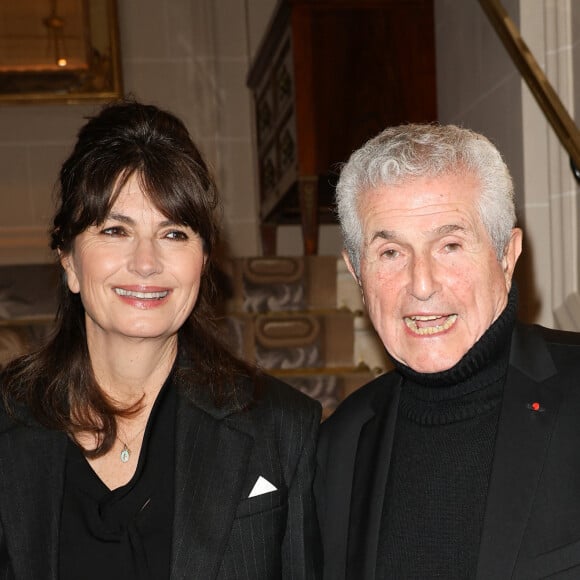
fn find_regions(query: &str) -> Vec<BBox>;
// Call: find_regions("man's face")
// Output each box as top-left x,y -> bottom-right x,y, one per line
345,172 -> 522,373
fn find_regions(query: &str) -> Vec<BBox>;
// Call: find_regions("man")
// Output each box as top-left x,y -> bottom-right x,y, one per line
315,123 -> 580,579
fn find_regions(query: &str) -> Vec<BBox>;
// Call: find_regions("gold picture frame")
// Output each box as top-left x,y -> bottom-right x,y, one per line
0,0 -> 123,104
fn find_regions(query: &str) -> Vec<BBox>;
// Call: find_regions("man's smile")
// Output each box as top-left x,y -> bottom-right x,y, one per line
404,314 -> 458,335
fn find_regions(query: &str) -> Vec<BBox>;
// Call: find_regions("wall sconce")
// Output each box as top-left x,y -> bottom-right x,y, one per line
43,0 -> 67,67
0,0 -> 123,104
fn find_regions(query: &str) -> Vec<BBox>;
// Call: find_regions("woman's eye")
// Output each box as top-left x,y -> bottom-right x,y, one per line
165,230 -> 189,241
101,226 -> 126,236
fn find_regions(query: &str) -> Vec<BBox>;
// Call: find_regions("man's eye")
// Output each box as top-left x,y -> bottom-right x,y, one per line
166,230 -> 189,241
382,249 -> 399,259
444,243 -> 461,252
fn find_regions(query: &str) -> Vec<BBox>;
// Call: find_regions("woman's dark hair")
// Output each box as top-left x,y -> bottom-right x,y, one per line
3,99 -> 256,456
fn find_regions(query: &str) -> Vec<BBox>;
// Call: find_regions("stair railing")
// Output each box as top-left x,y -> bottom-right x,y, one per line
478,0 -> 580,182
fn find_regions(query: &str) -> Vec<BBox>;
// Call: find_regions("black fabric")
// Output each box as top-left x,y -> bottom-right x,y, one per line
0,370 -> 321,579
375,288 -> 517,579
316,320 -> 580,580
59,376 -> 176,580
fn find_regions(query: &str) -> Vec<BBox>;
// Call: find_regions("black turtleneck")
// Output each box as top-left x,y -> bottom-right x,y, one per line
375,287 -> 518,579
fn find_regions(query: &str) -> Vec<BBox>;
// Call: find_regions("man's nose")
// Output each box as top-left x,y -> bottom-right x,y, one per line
408,254 -> 440,301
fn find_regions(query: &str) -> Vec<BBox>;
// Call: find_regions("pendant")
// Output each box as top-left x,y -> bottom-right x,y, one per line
120,445 -> 130,463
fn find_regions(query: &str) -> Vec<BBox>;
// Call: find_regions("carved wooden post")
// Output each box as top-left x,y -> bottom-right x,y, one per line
298,177 -> 319,255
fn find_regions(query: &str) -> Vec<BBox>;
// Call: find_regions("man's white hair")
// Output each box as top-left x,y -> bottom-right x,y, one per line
336,123 -> 516,276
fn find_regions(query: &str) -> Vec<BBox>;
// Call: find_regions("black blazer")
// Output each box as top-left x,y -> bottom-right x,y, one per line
316,323 -> 580,580
0,374 -> 322,579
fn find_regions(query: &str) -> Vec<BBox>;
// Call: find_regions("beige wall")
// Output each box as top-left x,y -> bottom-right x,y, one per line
5,0 -> 577,287
435,0 -> 524,193
434,0 -> 524,257
520,0 -> 578,329
0,0 -> 342,266
435,0 -> 580,328
0,101 -> 88,264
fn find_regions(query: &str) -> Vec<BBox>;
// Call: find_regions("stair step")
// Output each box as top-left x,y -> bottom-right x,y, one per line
0,259 -> 392,412
220,310 -> 355,369
224,255 -> 366,314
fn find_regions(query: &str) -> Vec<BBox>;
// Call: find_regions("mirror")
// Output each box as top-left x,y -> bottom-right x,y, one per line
0,0 -> 122,104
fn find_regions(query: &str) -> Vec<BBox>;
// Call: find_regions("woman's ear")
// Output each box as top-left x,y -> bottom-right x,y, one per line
58,249 -> 81,294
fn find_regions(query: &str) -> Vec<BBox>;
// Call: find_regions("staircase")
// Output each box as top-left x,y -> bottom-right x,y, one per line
220,255 -> 390,415
0,257 -> 391,414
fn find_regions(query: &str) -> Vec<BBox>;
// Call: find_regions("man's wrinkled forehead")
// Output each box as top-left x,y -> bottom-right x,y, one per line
359,173 -> 485,242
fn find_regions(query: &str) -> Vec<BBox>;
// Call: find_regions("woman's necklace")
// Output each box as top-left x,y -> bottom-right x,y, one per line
117,425 -> 147,463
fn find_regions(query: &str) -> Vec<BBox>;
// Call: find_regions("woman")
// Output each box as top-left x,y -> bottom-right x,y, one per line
0,101 -> 321,579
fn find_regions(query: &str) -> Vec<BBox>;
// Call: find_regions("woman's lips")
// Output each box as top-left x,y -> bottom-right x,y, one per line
114,287 -> 169,300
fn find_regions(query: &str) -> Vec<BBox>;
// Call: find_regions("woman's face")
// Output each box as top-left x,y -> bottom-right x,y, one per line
60,174 -> 206,347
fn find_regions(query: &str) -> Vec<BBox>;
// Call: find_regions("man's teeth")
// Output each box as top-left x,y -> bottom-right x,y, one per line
115,288 -> 168,299
404,314 -> 457,335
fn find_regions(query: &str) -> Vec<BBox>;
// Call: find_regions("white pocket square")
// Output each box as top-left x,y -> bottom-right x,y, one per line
248,476 -> 277,498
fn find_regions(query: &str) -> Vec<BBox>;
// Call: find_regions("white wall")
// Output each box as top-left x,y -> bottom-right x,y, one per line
12,0 -> 578,278
0,0 -> 280,265
519,0 -> 578,329
435,0 -> 580,328
0,0 -> 349,267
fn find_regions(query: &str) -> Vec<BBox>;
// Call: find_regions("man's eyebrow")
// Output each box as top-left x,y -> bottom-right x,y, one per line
436,224 -> 466,235
370,230 -> 398,243
370,224 -> 466,242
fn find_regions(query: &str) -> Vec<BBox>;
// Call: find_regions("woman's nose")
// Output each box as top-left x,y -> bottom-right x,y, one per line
128,238 -> 162,276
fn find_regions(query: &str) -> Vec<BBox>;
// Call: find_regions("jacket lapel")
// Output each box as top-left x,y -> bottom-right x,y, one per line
0,424 -> 66,580
476,324 -> 561,579
170,395 -> 254,580
353,382 -> 401,580
320,398 -> 374,580
321,376 -> 401,580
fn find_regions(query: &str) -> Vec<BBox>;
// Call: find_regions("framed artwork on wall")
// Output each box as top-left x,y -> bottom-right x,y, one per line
0,0 -> 122,104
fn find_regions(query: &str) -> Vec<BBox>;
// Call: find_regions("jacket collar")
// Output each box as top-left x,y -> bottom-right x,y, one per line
508,322 -> 557,381
172,364 -> 257,420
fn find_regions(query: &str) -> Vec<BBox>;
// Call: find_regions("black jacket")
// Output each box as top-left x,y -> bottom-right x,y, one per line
316,323 -> 580,579
0,374 -> 321,579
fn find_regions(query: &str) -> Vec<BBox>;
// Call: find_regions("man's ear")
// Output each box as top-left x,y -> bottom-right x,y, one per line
502,227 -> 523,287
342,249 -> 358,281
342,249 -> 365,303
58,249 -> 81,294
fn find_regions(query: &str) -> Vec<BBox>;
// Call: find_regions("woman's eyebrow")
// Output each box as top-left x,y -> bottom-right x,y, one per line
106,212 -> 179,228
106,212 -> 133,224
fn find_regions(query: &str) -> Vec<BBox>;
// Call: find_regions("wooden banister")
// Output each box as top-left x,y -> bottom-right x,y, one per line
478,0 -> 580,174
